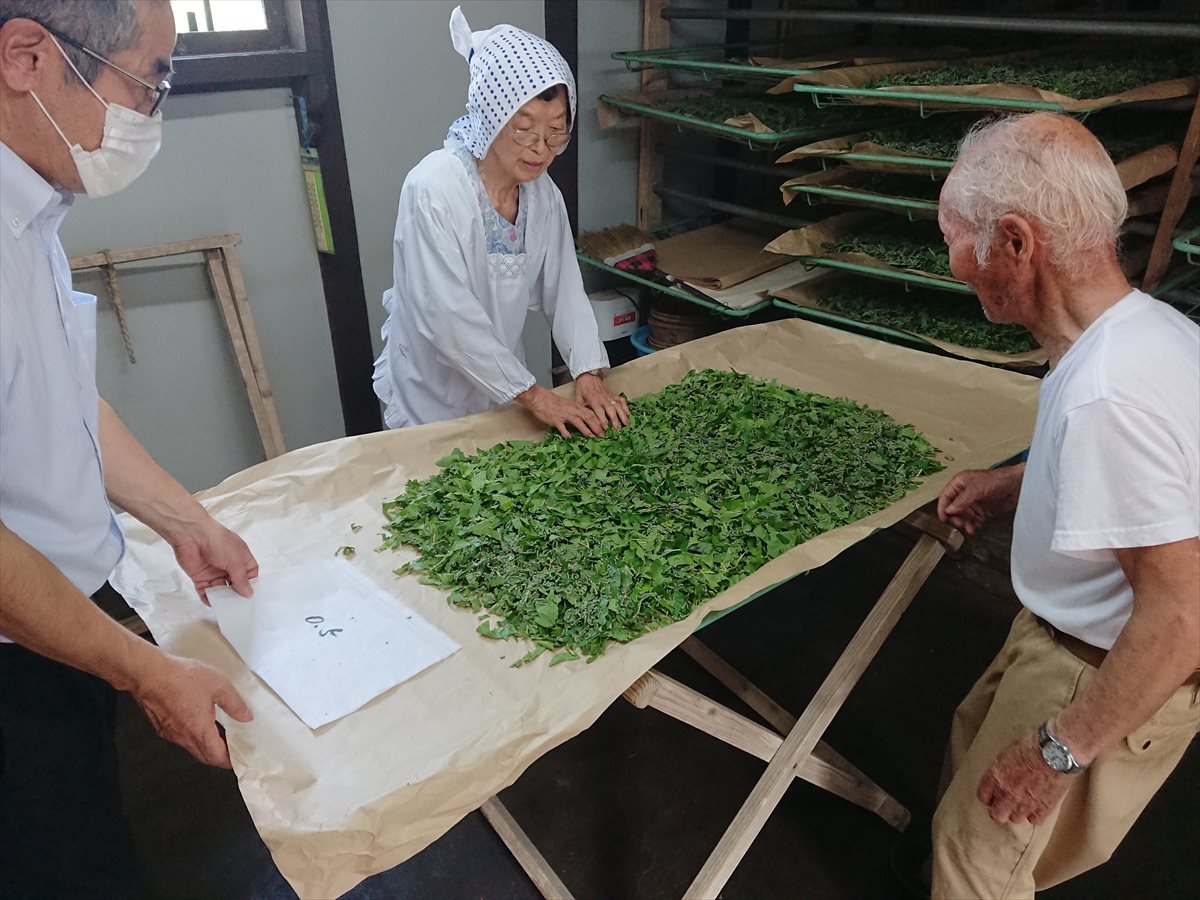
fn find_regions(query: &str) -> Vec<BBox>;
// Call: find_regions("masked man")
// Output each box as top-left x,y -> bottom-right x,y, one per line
1,2 -> 257,895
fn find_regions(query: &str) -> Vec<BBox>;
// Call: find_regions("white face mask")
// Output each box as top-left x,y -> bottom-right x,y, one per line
30,36 -> 162,198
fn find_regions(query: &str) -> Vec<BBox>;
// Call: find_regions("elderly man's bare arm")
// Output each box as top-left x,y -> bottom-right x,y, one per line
937,463 -> 1025,536
976,537 -> 1200,824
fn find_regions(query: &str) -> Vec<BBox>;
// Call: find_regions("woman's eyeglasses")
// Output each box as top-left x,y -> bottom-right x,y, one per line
509,125 -> 571,153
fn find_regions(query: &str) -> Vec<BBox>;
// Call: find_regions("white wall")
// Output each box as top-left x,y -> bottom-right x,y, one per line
328,0 -> 553,385
55,0 -> 647,495
576,0 -> 641,233
61,88 -> 344,493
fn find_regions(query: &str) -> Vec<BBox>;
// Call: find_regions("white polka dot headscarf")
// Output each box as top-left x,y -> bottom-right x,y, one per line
447,5 -> 577,160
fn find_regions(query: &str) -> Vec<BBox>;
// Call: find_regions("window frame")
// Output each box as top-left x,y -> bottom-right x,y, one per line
171,0 -> 291,56
170,0 -> 321,94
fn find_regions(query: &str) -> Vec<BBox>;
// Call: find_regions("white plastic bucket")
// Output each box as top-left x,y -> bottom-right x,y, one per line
589,288 -> 639,340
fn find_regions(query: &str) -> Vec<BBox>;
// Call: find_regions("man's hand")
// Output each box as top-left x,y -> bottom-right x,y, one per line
937,463 -> 1025,535
171,517 -> 258,605
129,650 -> 253,769
574,372 -> 631,432
977,729 -> 1072,824
515,383 -> 606,439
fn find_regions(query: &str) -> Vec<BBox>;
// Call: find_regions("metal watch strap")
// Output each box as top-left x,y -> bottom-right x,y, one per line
1037,722 -> 1088,775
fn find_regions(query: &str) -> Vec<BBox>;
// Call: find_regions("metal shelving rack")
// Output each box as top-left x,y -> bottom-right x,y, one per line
599,92 -> 892,148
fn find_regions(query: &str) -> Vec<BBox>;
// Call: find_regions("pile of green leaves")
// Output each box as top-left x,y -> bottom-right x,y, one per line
379,370 -> 943,664
818,286 -> 1038,353
863,117 -> 1175,163
864,120 -> 971,159
865,49 -> 1200,100
650,94 -> 879,133
823,222 -> 954,278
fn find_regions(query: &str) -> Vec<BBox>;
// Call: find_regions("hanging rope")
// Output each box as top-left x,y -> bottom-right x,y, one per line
100,249 -> 136,364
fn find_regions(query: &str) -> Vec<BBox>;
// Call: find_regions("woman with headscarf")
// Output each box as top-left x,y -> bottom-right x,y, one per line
371,7 -> 630,438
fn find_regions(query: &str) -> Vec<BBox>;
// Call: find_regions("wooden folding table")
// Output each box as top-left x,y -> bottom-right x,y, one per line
485,506 -> 963,898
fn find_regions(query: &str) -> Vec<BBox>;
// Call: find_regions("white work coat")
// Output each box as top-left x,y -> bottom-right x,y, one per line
372,145 -> 609,428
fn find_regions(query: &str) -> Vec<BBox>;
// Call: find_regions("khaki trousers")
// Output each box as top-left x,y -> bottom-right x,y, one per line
932,608 -> 1200,899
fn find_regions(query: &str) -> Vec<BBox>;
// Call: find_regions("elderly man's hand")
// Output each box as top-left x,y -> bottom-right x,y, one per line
129,649 -> 253,769
937,464 -> 1024,535
172,517 -> 259,605
575,372 -> 630,432
977,729 -> 1073,824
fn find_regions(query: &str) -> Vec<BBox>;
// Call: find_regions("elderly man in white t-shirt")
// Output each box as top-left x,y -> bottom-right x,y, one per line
931,112 -> 1199,898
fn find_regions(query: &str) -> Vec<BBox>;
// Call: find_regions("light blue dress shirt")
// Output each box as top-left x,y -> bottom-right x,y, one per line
0,141 -> 124,607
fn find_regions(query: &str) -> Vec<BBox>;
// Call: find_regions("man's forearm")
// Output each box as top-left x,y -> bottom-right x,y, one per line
0,523 -> 159,693
1053,539 -> 1200,764
98,399 -> 206,546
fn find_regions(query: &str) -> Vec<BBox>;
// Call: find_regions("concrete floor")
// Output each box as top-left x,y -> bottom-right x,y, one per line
115,524 -> 1199,899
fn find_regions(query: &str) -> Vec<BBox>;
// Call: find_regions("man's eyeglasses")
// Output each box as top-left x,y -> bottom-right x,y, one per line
42,23 -> 172,116
509,125 -> 571,153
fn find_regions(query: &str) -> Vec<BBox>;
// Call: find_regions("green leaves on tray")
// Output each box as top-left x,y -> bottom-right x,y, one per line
648,94 -> 882,133
864,49 -> 1200,100
823,222 -> 954,278
380,369 -> 944,664
817,286 -> 1038,354
862,117 -> 1180,163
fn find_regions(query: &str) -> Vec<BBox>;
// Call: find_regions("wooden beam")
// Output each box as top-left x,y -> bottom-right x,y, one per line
684,533 -> 950,898
204,249 -> 285,459
69,234 -> 241,271
221,246 -> 287,456
1143,93 -> 1200,291
480,797 -> 575,900
624,669 -> 910,830
636,0 -> 670,230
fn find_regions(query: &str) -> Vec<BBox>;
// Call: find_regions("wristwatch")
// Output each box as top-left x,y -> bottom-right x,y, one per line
1037,722 -> 1088,775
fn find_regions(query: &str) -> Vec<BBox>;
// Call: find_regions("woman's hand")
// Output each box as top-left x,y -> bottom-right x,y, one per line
515,384 -> 605,439
574,372 -> 631,432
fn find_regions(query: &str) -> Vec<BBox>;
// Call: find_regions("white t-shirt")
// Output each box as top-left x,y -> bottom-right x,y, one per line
1011,290 -> 1199,650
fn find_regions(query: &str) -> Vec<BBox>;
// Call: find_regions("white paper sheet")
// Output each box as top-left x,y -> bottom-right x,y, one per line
208,560 -> 459,729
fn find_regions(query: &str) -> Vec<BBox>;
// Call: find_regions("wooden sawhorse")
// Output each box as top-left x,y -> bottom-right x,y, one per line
483,506 -> 963,898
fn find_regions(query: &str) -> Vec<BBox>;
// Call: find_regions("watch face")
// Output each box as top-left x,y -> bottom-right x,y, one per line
1042,741 -> 1072,772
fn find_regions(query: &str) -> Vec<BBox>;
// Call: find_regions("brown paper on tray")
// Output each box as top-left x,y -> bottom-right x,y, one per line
111,320 -> 1040,900
1127,172 -> 1198,218
778,167 -> 873,205
1116,143 -> 1180,192
768,49 -> 1200,111
765,211 -> 968,289
655,219 -> 789,289
778,134 -> 955,175
723,112 -> 774,134
777,168 -> 942,220
774,271 -> 1048,367
780,133 -> 1177,192
688,259 -> 823,310
753,46 -> 971,74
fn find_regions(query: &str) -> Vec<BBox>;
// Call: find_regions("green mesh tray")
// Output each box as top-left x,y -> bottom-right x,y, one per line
599,93 -> 895,148
1173,227 -> 1200,264
771,298 -> 937,351
785,183 -> 940,219
575,252 -> 770,318
789,256 -> 973,295
791,82 -> 1082,114
612,46 -> 827,81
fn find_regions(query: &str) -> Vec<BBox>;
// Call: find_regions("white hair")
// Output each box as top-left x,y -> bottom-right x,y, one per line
939,113 -> 1128,280
0,0 -> 150,83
